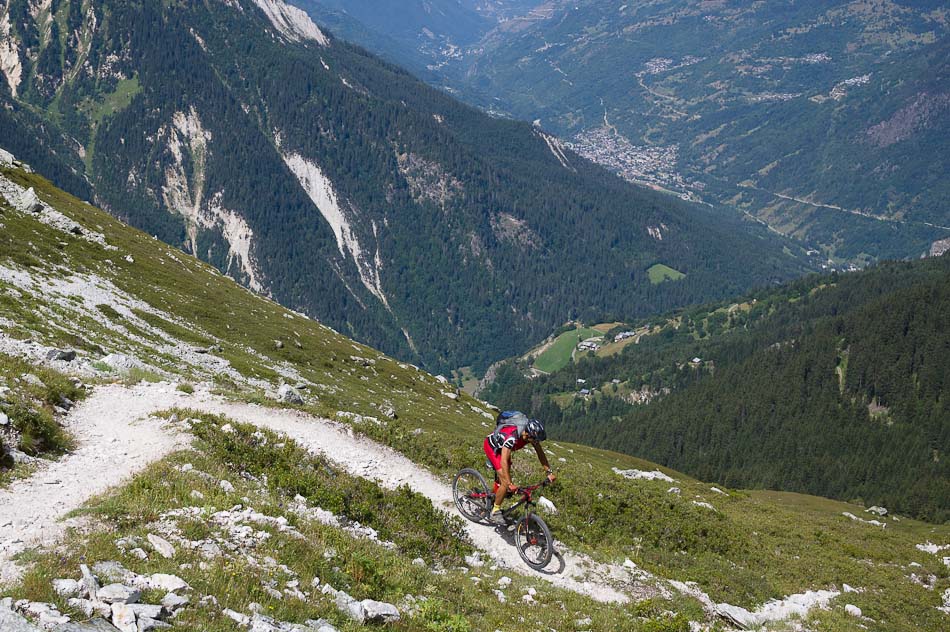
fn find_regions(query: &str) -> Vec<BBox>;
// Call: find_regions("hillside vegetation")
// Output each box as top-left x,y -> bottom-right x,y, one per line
0,0 -> 806,374
332,0 -> 950,263
1,151 -> 949,630
485,256 -> 950,522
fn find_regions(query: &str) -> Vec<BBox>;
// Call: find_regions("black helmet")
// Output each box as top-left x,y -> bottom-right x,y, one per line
525,418 -> 546,442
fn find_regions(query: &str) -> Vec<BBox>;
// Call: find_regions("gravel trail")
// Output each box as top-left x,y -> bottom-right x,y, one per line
1,383 -> 653,602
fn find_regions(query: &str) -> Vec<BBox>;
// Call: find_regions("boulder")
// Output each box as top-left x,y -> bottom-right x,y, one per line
160,593 -> 189,611
0,412 -> 9,426
0,147 -> 14,166
92,561 -> 134,584
360,599 -> 400,623
136,617 -> 171,631
53,579 -> 82,597
0,606 -> 43,632
866,506 -> 888,516
111,603 -> 137,632
46,349 -> 77,362
53,618 -> 119,631
845,604 -> 862,617
304,619 -> 338,632
146,534 -> 175,559
97,584 -> 141,604
128,604 -> 165,619
222,609 -> 250,626
14,188 -> 44,214
334,592 -> 365,623
537,496 -> 558,514
79,564 -> 100,601
148,574 -> 190,593
99,354 -> 143,372
277,384 -> 304,404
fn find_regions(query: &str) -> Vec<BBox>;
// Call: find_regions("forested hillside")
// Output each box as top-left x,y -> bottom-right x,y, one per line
0,0 -> 805,374
485,255 -> 950,522
331,0 -> 950,264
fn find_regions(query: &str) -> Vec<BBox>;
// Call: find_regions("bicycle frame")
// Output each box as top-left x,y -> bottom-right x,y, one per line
497,480 -> 549,520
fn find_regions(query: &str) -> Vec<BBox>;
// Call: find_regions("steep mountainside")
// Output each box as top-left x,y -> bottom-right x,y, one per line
1,152 -> 948,631
0,0 -> 805,374
484,255 -> 950,522
334,0 -> 950,264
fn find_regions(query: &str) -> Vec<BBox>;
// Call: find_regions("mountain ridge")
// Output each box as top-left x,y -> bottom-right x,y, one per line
0,0 -> 808,373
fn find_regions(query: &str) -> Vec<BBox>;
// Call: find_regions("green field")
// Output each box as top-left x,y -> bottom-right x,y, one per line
533,327 -> 602,373
648,263 -> 686,284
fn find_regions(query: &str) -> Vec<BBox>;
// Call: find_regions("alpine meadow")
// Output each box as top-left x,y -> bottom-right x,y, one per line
0,2 -> 948,632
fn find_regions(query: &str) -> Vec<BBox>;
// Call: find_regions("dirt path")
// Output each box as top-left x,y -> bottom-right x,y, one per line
1,384 -> 653,602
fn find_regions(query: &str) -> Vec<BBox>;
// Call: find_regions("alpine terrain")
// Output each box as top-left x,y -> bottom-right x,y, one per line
301,0 -> 950,265
0,143 -> 948,631
0,0 -> 807,375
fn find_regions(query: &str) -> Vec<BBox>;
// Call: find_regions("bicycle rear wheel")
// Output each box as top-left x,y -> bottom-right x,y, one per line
515,513 -> 553,570
453,468 -> 491,522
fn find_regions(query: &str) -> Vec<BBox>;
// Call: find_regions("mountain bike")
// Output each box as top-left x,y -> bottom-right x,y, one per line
452,467 -> 555,570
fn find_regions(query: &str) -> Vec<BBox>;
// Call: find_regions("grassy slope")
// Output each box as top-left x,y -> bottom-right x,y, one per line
1,166 -> 948,629
533,327 -> 602,373
648,264 -> 686,285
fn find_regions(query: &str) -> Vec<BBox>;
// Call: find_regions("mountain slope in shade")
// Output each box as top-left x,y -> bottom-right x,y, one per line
309,0 -> 950,264
0,0 -> 806,374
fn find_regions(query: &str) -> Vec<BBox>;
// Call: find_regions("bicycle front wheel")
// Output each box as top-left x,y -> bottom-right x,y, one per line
515,513 -> 554,570
453,468 -> 491,523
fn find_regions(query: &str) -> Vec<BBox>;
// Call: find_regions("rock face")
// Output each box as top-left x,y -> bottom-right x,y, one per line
14,188 -> 44,213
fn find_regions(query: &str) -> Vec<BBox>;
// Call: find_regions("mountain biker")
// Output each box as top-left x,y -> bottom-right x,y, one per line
484,412 -> 556,524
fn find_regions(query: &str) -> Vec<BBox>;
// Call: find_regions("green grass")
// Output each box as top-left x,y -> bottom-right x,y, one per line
8,414 -> 687,631
647,264 -> 686,285
2,165 -> 949,629
0,352 -> 84,471
533,327 -> 602,373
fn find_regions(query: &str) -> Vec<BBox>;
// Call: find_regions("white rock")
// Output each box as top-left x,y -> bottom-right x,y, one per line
334,592 -> 365,623
0,412 -> 8,426
865,506 -> 887,516
137,616 -> 171,631
52,578 -> 81,597
667,487 -> 681,494
497,576 -> 511,588
14,188 -> 44,213
219,479 -> 235,493
147,534 -> 176,559
276,384 -> 304,404
148,574 -> 190,593
537,496 -> 558,514
223,608 -> 250,625
112,603 -> 138,632
845,604 -> 862,617
65,598 -> 94,618
612,467 -> 674,483
129,604 -> 165,619
360,599 -> 400,623
100,353 -> 144,371
98,584 -> 141,604
161,592 -> 189,610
